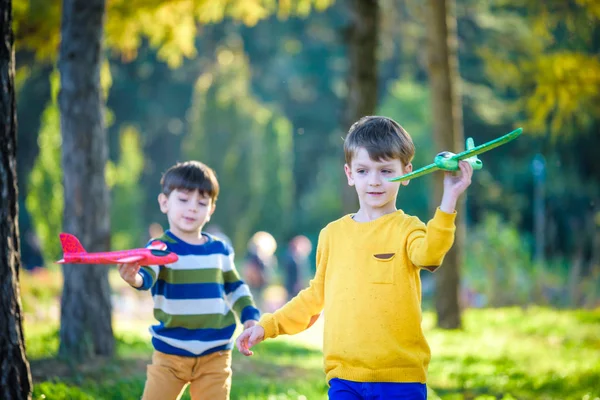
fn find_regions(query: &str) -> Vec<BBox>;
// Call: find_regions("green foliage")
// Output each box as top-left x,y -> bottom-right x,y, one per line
378,78 -> 434,219
14,0 -> 334,66
465,213 -> 535,306
479,0 -> 600,137
106,126 -> 146,250
184,37 -> 294,252
26,71 -> 63,262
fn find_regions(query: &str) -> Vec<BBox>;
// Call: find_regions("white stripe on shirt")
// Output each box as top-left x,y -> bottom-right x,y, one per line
226,284 -> 252,306
168,253 -> 230,271
153,295 -> 229,315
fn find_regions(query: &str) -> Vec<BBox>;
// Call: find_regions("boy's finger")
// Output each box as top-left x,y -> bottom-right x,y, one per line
248,330 -> 262,347
236,332 -> 248,351
237,333 -> 253,356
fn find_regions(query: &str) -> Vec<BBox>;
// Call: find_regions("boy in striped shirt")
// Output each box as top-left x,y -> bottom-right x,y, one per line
118,160 -> 260,400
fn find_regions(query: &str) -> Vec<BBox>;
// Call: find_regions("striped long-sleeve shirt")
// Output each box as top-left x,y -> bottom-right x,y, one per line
137,230 -> 260,357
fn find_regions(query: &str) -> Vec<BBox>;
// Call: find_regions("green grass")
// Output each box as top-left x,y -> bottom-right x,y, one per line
25,307 -> 600,400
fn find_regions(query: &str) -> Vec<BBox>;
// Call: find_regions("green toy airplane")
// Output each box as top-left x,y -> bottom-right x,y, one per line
388,127 -> 523,182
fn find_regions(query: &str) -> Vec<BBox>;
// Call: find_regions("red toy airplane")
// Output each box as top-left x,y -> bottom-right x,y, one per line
56,233 -> 179,265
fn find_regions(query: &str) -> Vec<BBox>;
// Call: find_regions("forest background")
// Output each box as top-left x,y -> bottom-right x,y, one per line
15,0 -> 599,309
2,0 -> 599,399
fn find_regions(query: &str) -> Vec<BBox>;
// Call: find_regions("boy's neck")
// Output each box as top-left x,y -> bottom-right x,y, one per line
169,228 -> 207,245
352,206 -> 397,222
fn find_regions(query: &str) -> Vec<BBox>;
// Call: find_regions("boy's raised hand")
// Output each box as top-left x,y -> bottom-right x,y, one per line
236,325 -> 265,356
118,262 -> 142,288
440,161 -> 473,213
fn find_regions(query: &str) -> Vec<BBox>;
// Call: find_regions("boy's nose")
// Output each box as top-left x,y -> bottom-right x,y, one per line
369,174 -> 382,186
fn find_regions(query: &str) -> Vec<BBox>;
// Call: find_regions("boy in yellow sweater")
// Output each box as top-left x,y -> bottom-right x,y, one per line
236,116 -> 473,399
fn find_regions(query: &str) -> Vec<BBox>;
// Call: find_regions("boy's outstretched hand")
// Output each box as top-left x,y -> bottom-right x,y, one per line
440,161 -> 473,213
236,325 -> 265,356
118,262 -> 142,288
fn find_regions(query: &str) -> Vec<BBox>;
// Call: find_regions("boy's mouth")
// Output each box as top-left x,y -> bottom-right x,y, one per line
367,191 -> 384,196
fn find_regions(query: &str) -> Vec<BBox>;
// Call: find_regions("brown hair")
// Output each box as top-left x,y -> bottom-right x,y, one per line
160,161 -> 219,202
344,116 -> 415,166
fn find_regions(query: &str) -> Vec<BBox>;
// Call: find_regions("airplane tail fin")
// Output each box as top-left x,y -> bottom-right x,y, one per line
59,233 -> 87,255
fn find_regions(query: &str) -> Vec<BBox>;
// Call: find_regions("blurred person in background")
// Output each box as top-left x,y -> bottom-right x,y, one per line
243,231 -> 277,310
282,235 -> 312,301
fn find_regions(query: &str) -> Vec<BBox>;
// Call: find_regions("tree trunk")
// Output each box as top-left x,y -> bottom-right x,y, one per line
425,0 -> 464,329
58,0 -> 114,358
342,0 -> 379,213
0,0 -> 33,397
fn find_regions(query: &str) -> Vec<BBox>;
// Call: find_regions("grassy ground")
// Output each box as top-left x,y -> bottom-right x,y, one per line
21,268 -> 600,399
25,307 -> 600,400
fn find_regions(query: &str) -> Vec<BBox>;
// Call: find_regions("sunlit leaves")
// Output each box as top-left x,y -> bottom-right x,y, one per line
14,0 -> 334,67
13,0 -> 61,61
523,53 -> 600,136
480,0 -> 600,138
184,39 -> 294,251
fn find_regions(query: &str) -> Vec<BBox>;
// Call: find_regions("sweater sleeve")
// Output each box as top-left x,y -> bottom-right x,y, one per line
135,239 -> 164,291
406,208 -> 457,272
259,228 -> 329,339
222,250 -> 261,323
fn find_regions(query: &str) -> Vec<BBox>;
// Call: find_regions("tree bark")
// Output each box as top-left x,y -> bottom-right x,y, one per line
0,0 -> 33,397
342,0 -> 379,213
58,0 -> 114,358
425,0 -> 464,329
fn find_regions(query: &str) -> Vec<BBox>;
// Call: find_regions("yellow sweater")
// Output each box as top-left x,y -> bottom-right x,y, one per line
259,208 -> 457,384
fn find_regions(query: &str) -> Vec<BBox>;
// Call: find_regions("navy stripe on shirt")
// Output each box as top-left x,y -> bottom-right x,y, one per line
152,323 -> 237,342
152,337 -> 233,357
153,280 -> 225,299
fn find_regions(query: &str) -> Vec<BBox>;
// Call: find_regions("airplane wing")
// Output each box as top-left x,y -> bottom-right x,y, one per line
115,255 -> 144,264
388,163 -> 439,182
450,128 -> 522,161
388,127 -> 522,182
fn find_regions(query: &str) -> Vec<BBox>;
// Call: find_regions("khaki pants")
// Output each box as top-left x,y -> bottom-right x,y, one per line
142,350 -> 232,400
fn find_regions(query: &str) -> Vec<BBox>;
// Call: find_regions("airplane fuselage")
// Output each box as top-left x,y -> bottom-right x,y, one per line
58,249 -> 178,265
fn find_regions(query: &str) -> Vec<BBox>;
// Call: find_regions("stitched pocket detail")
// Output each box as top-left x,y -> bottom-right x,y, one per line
373,253 -> 395,260
370,253 -> 396,283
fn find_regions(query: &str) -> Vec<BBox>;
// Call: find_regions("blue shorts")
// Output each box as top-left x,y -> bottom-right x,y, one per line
328,378 -> 427,400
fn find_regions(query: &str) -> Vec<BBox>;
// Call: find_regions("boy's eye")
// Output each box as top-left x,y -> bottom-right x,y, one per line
178,198 -> 188,202
382,169 -> 392,174
357,169 -> 366,174
198,202 -> 207,207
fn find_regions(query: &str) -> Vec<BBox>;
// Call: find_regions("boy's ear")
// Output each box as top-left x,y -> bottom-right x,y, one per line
344,163 -> 355,186
401,163 -> 413,186
158,193 -> 169,213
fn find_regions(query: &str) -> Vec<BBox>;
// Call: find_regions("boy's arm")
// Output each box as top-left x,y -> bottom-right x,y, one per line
136,265 -> 159,290
408,161 -> 472,270
406,209 -> 456,271
223,252 -> 260,323
131,240 -> 163,290
259,228 -> 328,339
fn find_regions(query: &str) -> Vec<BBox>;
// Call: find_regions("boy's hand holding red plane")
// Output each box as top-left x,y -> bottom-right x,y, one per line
118,262 -> 142,288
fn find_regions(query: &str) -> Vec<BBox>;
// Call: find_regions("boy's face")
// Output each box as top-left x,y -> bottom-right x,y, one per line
158,189 -> 215,241
344,147 -> 412,213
